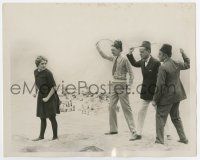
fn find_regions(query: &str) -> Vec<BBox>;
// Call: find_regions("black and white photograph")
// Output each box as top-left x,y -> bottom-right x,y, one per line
2,2 -> 196,157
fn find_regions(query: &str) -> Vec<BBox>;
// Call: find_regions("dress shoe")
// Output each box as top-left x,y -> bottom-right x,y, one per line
105,132 -> 118,135
32,137 -> 44,141
52,137 -> 58,140
155,140 -> 164,144
178,139 -> 188,144
129,132 -> 141,141
136,135 -> 142,139
129,134 -> 142,141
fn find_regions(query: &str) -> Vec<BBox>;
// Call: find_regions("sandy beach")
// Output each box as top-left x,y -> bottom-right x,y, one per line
8,91 -> 192,156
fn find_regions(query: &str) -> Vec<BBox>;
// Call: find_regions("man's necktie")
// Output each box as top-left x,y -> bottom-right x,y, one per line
144,59 -> 148,67
112,56 -> 119,75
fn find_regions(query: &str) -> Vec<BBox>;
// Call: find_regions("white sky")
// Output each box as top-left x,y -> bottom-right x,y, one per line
3,3 -> 194,91
1,2 -> 197,158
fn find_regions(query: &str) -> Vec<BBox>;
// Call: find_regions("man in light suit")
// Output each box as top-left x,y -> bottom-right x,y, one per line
96,40 -> 138,140
152,44 -> 190,144
127,41 -> 171,140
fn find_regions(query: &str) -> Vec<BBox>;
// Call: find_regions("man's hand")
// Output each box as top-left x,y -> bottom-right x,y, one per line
180,48 -> 185,55
152,100 -> 157,107
128,47 -> 135,55
43,97 -> 49,103
96,42 -> 100,51
126,84 -> 132,94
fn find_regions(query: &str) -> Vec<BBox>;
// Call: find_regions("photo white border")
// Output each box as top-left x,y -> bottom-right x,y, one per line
0,0 -> 199,159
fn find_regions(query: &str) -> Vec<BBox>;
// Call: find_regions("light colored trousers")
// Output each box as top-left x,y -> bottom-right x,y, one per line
137,99 -> 170,136
109,82 -> 136,133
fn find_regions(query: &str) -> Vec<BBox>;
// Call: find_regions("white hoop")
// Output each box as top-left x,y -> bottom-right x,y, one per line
131,42 -> 160,49
96,39 -> 113,45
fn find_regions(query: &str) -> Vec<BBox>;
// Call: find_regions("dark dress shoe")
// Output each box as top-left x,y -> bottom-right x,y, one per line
129,134 -> 142,141
52,137 -> 58,140
32,137 -> 44,141
136,135 -> 142,139
155,140 -> 164,144
178,139 -> 188,144
105,132 -> 118,135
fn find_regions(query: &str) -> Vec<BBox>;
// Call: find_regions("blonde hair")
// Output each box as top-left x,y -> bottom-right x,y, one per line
35,56 -> 48,67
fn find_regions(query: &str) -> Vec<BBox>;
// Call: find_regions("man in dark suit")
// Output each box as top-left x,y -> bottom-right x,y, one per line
152,44 -> 190,144
127,41 -> 171,140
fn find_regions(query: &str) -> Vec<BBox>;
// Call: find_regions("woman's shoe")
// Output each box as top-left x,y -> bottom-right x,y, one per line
32,137 -> 44,141
104,132 -> 118,135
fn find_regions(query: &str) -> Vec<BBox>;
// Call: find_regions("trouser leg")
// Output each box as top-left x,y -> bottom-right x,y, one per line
137,100 -> 150,135
156,104 -> 172,144
109,86 -> 119,133
154,104 -> 171,136
165,119 -> 171,136
170,102 -> 187,141
118,85 -> 136,133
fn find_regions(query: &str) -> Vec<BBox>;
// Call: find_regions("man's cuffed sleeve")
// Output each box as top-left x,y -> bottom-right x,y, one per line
126,54 -> 141,67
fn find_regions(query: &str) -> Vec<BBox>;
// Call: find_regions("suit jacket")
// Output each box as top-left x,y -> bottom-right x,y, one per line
153,53 -> 190,105
127,54 -> 160,100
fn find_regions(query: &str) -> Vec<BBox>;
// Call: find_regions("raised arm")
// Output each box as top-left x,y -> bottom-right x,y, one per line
126,48 -> 141,67
96,43 -> 114,61
125,58 -> 134,86
176,49 -> 190,70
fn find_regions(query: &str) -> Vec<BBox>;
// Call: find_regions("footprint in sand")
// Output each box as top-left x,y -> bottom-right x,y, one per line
12,135 -> 30,142
21,146 -> 38,152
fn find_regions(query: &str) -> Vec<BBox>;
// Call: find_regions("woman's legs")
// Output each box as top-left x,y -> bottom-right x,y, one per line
33,116 -> 58,141
49,115 -> 58,139
33,118 -> 46,141
39,118 -> 47,139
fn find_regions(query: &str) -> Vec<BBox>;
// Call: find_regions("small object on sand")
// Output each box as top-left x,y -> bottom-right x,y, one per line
166,135 -> 172,140
80,146 -> 104,152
